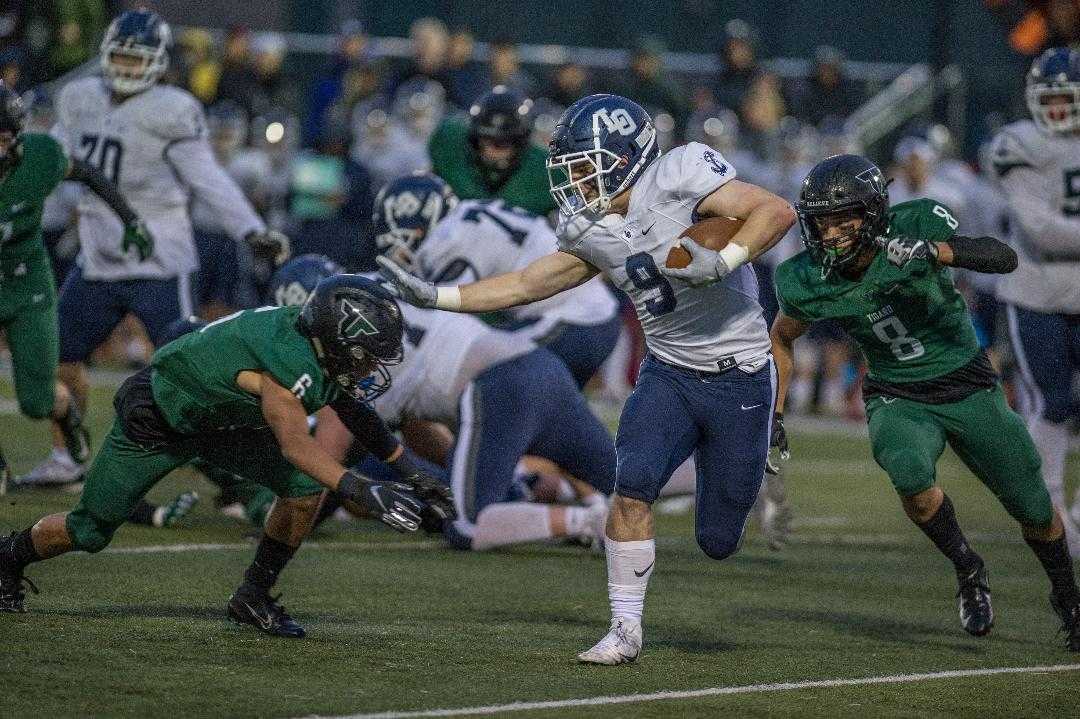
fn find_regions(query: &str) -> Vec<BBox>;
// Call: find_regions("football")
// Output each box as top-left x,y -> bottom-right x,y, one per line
664,216 -> 745,269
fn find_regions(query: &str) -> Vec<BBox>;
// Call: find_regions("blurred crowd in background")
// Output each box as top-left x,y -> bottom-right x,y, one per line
1,2 -> 1077,418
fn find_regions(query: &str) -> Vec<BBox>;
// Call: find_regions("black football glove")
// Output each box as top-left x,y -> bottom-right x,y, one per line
765,412 -> 789,476
880,235 -> 938,269
390,453 -> 456,523
336,470 -> 424,533
245,229 -> 291,267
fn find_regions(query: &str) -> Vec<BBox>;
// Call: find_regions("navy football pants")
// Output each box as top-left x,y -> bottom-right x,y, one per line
615,354 -> 775,560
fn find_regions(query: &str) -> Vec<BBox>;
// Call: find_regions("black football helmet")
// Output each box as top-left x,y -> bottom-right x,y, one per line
468,86 -> 533,189
297,274 -> 404,402
796,154 -> 889,275
0,81 -> 25,174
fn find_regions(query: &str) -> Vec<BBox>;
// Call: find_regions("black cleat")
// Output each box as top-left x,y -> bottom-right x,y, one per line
956,564 -> 994,637
1049,592 -> 1080,652
227,585 -> 306,638
0,571 -> 38,613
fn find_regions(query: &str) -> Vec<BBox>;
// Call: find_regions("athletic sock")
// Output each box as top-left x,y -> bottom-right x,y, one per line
242,536 -> 297,593
128,500 -> 156,526
606,537 -> 655,624
914,494 -> 983,577
1025,535 -> 1080,604
1029,417 -> 1069,509
471,503 -> 553,550
2,528 -> 41,574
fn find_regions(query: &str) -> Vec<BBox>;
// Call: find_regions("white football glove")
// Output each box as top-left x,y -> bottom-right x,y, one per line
880,235 -> 938,269
658,239 -> 732,287
376,255 -> 438,308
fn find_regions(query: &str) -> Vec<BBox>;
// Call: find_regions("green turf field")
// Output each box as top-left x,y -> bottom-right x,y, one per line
1,378 -> 1078,718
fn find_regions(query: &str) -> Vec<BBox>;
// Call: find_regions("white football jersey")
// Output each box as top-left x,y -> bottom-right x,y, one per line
556,142 -> 770,372
989,119 -> 1080,312
51,77 -> 264,280
374,304 -> 535,428
416,199 -> 619,336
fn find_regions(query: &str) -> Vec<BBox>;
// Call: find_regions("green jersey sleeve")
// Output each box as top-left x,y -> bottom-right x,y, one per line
20,133 -> 69,199
889,198 -> 959,245
773,254 -> 822,324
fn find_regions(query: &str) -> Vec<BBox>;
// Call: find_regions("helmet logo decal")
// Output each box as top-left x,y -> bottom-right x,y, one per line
855,168 -> 886,194
593,107 -> 638,136
339,298 -> 378,339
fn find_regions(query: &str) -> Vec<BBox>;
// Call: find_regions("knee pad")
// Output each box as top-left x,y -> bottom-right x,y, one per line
18,398 -> 53,421
879,450 -> 935,497
696,526 -> 741,561
66,510 -> 117,553
1001,481 -> 1055,528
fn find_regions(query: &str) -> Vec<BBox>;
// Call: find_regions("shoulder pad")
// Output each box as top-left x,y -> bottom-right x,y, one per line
54,77 -> 106,125
989,121 -> 1047,178
652,141 -> 736,201
132,86 -> 206,141
555,211 -> 603,252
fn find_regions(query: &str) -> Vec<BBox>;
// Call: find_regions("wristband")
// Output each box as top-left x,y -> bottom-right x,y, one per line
435,286 -> 461,310
336,471 -> 361,502
718,243 -> 750,273
389,452 -> 419,479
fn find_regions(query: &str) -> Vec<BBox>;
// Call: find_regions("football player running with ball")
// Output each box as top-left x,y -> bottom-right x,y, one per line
0,276 -> 454,637
379,94 -> 795,663
0,80 -> 151,489
771,154 -> 1080,652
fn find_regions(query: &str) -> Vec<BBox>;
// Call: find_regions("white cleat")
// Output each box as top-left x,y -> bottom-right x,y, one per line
577,618 -> 643,665
15,454 -> 84,487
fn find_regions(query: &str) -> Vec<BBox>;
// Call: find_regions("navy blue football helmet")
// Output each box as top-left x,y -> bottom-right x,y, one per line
160,315 -> 208,345
270,254 -> 345,308
296,275 -> 404,402
547,94 -> 659,216
372,173 -> 458,272
1027,47 -> 1080,135
100,9 -> 172,95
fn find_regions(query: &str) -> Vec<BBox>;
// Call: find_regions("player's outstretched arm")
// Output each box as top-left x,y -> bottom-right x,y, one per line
66,159 -> 154,261
935,236 -> 1018,274
769,311 -> 810,416
378,250 -> 598,313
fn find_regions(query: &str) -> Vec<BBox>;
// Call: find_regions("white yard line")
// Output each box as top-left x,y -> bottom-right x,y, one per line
104,540 -> 439,555
306,664 -> 1080,719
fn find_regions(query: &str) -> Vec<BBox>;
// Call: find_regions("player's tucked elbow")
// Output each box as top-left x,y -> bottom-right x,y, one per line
768,199 -> 797,234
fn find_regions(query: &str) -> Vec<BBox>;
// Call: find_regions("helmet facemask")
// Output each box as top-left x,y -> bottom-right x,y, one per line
547,148 -> 625,216
1027,83 -> 1080,134
798,204 -> 884,277
101,41 -> 169,95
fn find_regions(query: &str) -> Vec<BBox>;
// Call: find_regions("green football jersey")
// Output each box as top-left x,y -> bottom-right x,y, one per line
0,133 -> 69,260
774,199 -> 980,385
428,116 -> 557,216
151,306 -> 341,434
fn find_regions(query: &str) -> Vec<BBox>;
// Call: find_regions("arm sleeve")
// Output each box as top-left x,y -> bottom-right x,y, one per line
945,235 -> 1018,274
328,396 -> 401,461
67,159 -> 138,225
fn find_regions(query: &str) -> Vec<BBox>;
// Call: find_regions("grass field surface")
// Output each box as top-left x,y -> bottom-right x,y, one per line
1,379 -> 1078,718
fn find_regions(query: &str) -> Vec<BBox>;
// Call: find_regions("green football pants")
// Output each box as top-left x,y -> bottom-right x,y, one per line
66,420 -> 322,552
0,247 -> 58,419
866,385 -> 1053,528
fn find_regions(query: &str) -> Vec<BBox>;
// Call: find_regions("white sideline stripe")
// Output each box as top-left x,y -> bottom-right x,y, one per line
308,664 -> 1080,719
104,540 -> 439,555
